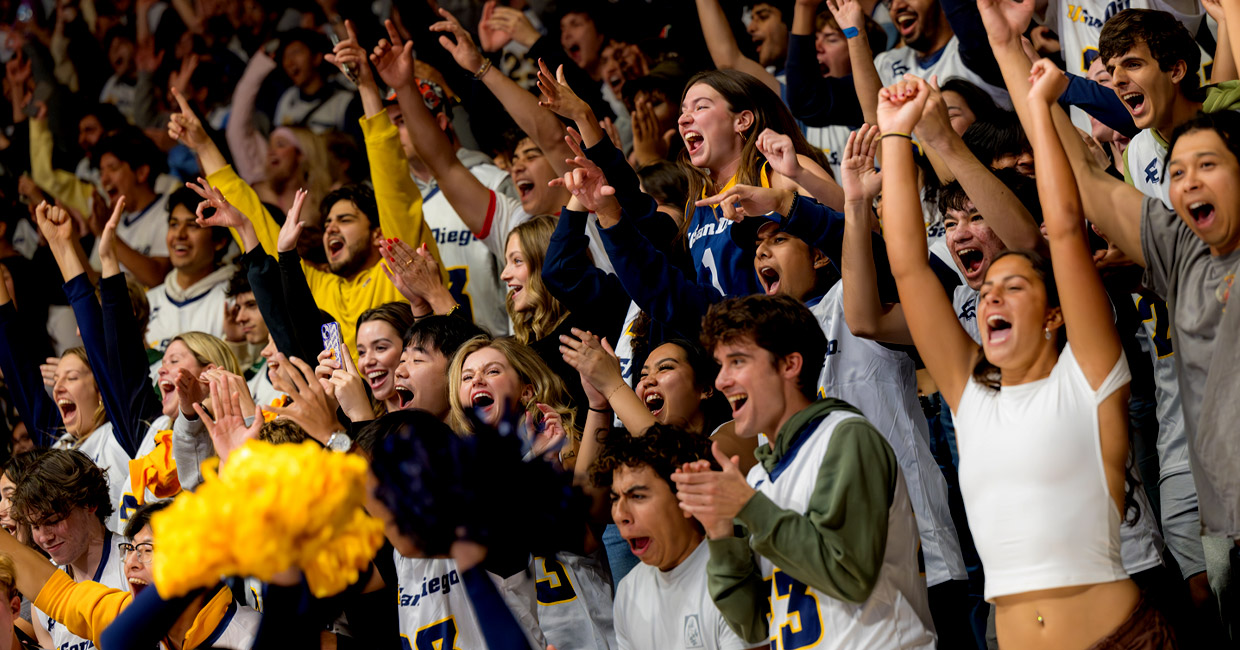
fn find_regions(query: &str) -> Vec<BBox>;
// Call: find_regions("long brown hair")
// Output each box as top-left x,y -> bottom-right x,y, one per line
971,250 -> 1063,390
447,336 -> 580,440
676,69 -> 832,242
505,216 -> 569,343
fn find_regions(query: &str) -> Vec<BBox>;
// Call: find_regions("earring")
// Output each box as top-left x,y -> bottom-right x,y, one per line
1044,327 -> 1052,340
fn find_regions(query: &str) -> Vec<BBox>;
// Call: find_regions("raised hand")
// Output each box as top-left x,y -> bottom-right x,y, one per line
755,129 -> 802,180
550,132 -> 620,219
323,345 -> 372,422
696,185 -> 795,222
166,87 -> 211,152
670,442 -> 756,539
493,6 -> 540,47
98,194 -> 127,277
630,97 -> 668,165
168,53 -> 199,97
840,124 -> 882,203
186,178 -> 244,229
194,376 -> 262,468
325,20 -> 376,88
33,201 -> 76,250
912,75 -> 955,148
559,328 -> 625,399
536,58 -> 591,122
977,0 -> 1034,47
825,0 -> 866,33
876,75 -> 931,136
277,188 -> 308,253
176,366 -> 211,418
478,0 -> 514,52
380,239 -> 453,315
264,354 -> 343,444
1027,58 -> 1069,106
39,357 -> 58,390
371,19 -> 416,91
527,403 -> 567,464
431,8 -> 486,74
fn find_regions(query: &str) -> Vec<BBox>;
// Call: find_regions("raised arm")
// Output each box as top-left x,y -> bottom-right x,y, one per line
1206,0 -> 1237,83
840,126 -> 914,344
828,0 -> 883,126
914,77 -> 1046,254
431,9 -> 574,175
1026,61 -> 1123,383
758,129 -> 847,210
979,0 -> 1146,263
224,50 -> 278,184
877,78 -> 979,409
695,0 -> 782,94
374,20 -> 493,235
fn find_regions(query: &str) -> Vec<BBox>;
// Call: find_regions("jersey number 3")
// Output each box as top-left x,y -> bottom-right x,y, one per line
765,569 -> 824,650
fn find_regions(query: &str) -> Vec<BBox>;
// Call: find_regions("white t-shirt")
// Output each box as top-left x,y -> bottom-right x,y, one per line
801,124 -> 852,184
955,345 -> 1133,600
614,541 -> 749,650
272,85 -> 355,134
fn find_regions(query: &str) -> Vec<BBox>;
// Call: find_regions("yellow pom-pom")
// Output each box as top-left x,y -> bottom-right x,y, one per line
151,441 -> 383,598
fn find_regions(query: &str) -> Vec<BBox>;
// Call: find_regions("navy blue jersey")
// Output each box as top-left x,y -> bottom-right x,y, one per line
685,167 -> 771,297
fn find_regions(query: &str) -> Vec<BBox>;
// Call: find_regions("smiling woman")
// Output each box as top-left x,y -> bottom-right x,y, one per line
355,303 -> 416,416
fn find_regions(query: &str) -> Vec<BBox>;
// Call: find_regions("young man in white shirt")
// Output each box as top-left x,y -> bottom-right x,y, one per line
591,423 -> 758,650
91,131 -> 174,288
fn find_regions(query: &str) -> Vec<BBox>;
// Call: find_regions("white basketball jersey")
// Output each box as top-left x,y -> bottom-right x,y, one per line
1049,0 -> 1207,81
953,284 -> 981,344
34,529 -> 128,650
811,285 -> 967,587
748,410 -> 936,649
611,301 -> 643,428
1124,129 -> 1172,208
418,156 -> 515,337
801,124 -> 852,183
874,37 -> 1011,109
536,551 -> 617,649
394,555 -> 488,650
89,194 -> 171,280
196,599 -> 262,649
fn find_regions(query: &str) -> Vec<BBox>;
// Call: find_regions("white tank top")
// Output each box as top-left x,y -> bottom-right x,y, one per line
955,345 -> 1132,600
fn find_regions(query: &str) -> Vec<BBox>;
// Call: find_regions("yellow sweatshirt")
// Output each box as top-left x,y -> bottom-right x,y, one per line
33,570 -> 235,649
207,111 -> 446,357
29,118 -> 94,217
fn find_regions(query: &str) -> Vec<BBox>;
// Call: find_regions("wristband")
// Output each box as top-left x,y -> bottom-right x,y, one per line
587,406 -> 612,413
880,132 -> 913,141
474,57 -> 493,80
843,26 -> 860,39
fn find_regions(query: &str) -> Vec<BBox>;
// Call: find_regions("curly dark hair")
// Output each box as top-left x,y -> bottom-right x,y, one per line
1099,9 -> 1203,101
938,167 -> 1043,226
589,424 -> 716,490
700,294 -> 826,400
11,449 -> 113,526
320,184 -> 380,229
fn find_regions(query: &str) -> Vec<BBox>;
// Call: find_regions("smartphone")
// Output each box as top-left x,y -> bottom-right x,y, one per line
327,32 -> 359,84
321,322 -> 345,365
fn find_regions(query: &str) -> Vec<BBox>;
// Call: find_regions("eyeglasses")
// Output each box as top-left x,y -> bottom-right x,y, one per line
118,542 -> 154,565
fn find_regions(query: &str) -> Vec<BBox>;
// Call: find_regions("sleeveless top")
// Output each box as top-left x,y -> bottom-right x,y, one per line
955,345 -> 1132,600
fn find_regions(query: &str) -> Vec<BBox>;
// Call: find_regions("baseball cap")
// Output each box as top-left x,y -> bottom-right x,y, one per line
728,213 -> 786,251
384,78 -> 450,118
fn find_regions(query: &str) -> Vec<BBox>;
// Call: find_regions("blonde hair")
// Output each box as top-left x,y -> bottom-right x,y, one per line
447,336 -> 579,441
0,553 -> 16,600
505,216 -> 569,343
288,127 -> 332,223
60,347 -> 107,435
170,332 -> 242,376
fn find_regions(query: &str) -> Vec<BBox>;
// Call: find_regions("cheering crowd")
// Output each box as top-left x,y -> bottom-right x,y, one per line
0,0 -> 1237,647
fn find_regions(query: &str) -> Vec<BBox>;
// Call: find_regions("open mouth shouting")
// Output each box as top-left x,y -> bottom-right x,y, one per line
682,130 -> 704,158
393,384 -> 414,409
758,265 -> 781,295
1121,91 -> 1147,120
515,179 -> 536,201
985,314 -> 1013,345
643,390 -> 665,417
128,576 -> 150,594
326,235 -> 346,260
471,389 -> 497,418
1188,201 -> 1217,229
893,11 -> 919,39
57,397 -> 79,425
626,536 -> 651,557
726,392 -> 749,416
366,369 -> 390,394
955,247 -> 985,280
